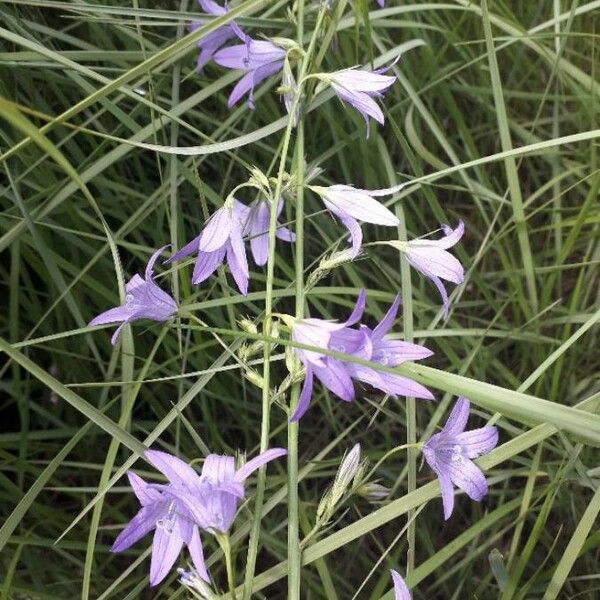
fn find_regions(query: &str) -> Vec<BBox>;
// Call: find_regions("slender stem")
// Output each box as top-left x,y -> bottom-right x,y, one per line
242,7 -> 328,599
287,0 -> 305,598
217,534 -> 237,600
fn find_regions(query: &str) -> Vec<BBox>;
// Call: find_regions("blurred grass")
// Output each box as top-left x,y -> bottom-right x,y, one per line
0,1 -> 599,598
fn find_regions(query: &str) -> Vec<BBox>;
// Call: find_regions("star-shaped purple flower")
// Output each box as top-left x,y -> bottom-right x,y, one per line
423,397 -> 498,520
309,184 -> 401,258
289,290 -> 433,421
88,247 -> 177,345
168,199 -> 293,294
213,38 -> 286,108
404,220 -> 465,318
391,569 -> 411,600
191,0 -> 247,72
111,448 -> 286,586
326,66 -> 396,136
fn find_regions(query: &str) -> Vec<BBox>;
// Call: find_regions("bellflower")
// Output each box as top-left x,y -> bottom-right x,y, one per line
168,199 -> 293,294
89,247 -> 177,345
111,448 -> 286,586
191,0 -> 247,72
403,221 -> 465,318
289,290 -> 433,421
423,397 -> 498,520
391,570 -> 411,600
324,66 -> 396,136
214,39 -> 286,108
111,469 -> 209,587
239,198 -> 295,266
309,184 -> 402,258
168,202 -> 249,294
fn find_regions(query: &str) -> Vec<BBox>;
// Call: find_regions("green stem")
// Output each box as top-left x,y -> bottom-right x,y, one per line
287,0 -> 305,598
217,534 -> 237,600
241,7 -> 328,599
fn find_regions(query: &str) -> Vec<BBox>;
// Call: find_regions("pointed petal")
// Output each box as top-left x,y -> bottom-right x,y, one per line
373,339 -> 434,366
111,502 -> 164,553
323,186 -> 399,226
391,569 -> 411,600
438,469 -> 455,520
446,455 -> 488,502
110,321 -> 129,346
408,247 -> 464,284
202,454 -> 236,484
331,69 -> 395,93
226,60 -> 283,108
314,361 -> 355,402
192,247 -> 227,285
372,295 -> 400,341
344,289 -> 366,327
187,526 -> 210,582
234,448 -> 287,482
249,200 -> 269,266
351,367 -> 434,400
443,397 -> 470,436
166,234 -> 202,264
456,426 -> 498,458
149,525 -> 184,586
145,450 -> 199,488
276,225 -> 295,242
145,246 -> 169,280
127,471 -> 160,506
290,365 -> 313,422
332,85 -> 385,125
199,207 -> 232,252
89,306 -> 131,327
226,226 -> 249,295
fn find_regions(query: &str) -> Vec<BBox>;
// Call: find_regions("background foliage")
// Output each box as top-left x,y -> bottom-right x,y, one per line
0,0 -> 599,598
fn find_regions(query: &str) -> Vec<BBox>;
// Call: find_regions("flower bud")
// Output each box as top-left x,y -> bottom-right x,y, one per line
330,444 -> 361,506
178,568 -> 214,599
357,482 -> 390,502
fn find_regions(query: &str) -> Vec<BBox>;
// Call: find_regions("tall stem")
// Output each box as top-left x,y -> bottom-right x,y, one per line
287,1 -> 305,597
217,534 -> 237,600
242,6 -> 327,599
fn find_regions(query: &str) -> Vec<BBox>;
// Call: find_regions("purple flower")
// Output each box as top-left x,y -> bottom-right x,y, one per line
326,66 -> 395,136
289,290 -> 433,421
404,221 -> 465,318
310,184 -> 400,258
168,199 -> 293,294
191,0 -> 247,72
88,247 -> 177,345
391,570 -> 411,600
213,39 -> 286,108
111,469 -> 209,587
376,0 -> 385,6
240,198 -> 295,266
111,448 -> 286,586
423,397 -> 498,520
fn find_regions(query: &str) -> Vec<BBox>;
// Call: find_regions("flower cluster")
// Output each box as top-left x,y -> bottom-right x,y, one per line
84,1 -> 502,594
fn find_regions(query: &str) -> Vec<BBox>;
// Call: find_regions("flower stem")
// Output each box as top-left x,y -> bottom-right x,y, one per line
287,1 -> 305,597
241,7 -> 328,599
217,534 -> 236,600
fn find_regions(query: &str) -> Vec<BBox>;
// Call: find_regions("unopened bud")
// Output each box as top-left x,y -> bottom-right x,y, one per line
330,444 -> 361,506
357,482 -> 390,502
178,568 -> 214,598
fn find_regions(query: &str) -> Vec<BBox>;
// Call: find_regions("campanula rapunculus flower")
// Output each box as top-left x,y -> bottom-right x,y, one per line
111,448 -> 286,586
110,468 -> 209,587
191,0 -> 247,72
423,397 -> 498,520
88,247 -> 177,345
213,39 -> 286,108
322,66 -> 396,136
289,290 -> 433,421
402,221 -> 465,318
167,202 -> 249,294
239,198 -> 295,266
391,569 -> 411,600
168,199 -> 293,294
309,184 -> 401,258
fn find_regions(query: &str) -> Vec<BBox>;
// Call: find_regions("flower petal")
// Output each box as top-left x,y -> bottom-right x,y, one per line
234,448 -> 287,482
166,234 -> 202,264
290,365 -> 313,422
442,397 -> 470,436
145,246 -> 170,280
391,569 -> 411,600
344,289 -> 367,327
149,524 -> 184,586
372,295 -> 400,341
323,186 -> 399,226
445,455 -> 488,502
373,339 -> 434,366
187,526 -> 210,582
89,306 -> 132,327
248,200 -> 269,266
111,502 -> 164,553
145,450 -> 199,489
127,471 -> 161,506
199,207 -> 232,252
192,247 -> 227,285
455,426 -> 498,458
438,469 -> 455,520
313,360 -> 355,402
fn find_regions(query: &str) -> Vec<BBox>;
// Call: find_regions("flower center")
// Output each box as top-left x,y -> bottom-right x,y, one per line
374,349 -> 389,365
